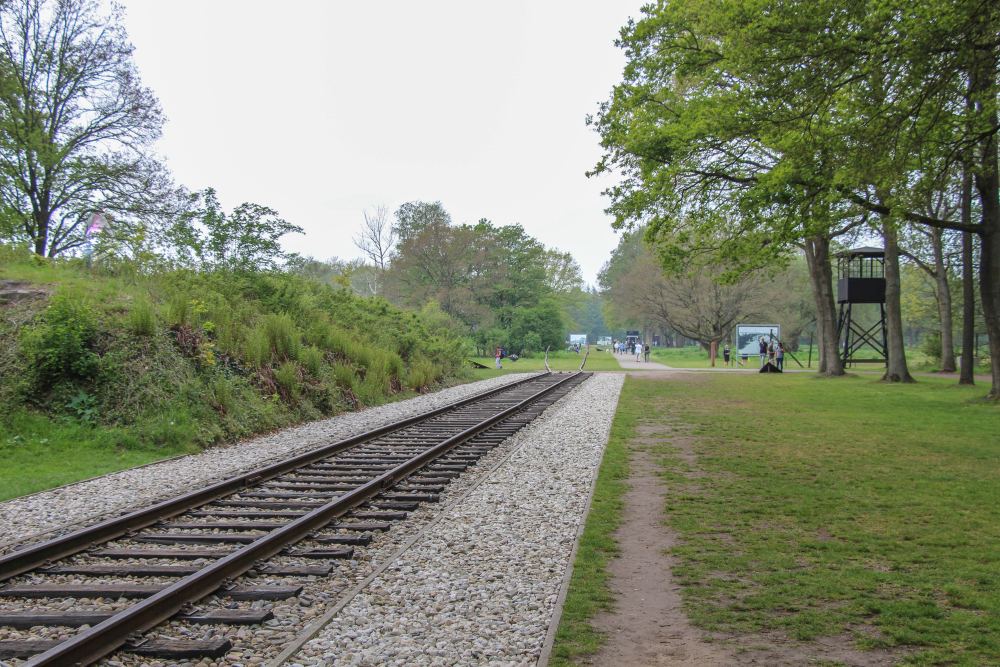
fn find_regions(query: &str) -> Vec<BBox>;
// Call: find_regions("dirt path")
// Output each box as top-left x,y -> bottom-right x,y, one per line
587,445 -> 733,666
614,356 -> 674,370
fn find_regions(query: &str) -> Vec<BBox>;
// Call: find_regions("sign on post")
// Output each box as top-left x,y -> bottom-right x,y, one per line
735,324 -> 781,358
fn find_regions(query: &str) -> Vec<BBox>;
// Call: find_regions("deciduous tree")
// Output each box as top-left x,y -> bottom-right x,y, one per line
0,0 -> 173,257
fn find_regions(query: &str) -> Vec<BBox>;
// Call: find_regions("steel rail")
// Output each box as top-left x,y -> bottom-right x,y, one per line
24,371 -> 586,666
0,373 -> 548,582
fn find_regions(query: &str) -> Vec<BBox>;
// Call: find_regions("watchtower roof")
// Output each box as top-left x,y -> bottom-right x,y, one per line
838,246 -> 884,258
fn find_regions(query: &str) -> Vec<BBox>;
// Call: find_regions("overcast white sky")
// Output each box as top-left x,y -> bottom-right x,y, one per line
121,1 -> 644,285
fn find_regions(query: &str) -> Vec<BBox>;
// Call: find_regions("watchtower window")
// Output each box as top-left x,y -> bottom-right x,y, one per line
837,249 -> 885,280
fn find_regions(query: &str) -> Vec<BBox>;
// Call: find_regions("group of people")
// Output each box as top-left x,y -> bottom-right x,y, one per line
720,338 -> 785,370
612,339 -> 650,362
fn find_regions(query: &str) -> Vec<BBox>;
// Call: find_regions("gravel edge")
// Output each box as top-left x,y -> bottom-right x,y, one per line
281,372 -> 625,666
0,373 -> 537,553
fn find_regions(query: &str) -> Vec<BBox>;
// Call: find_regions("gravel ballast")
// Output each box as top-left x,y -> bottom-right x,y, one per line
285,372 -> 625,667
0,373 -> 536,551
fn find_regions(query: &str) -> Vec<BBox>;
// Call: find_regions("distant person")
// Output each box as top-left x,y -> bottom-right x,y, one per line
758,337 -> 767,367
776,342 -> 785,371
635,341 -> 642,362
723,343 -> 731,367
644,343 -> 650,362
495,346 -> 502,370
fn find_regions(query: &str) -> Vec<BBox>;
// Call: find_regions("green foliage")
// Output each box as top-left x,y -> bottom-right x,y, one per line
65,390 -> 98,424
127,298 -> 158,337
921,331 -> 942,361
507,300 -> 565,353
386,202 -> 575,350
0,254 -> 467,496
167,188 -> 304,271
331,362 -> 358,392
405,356 -> 440,391
262,312 -> 301,361
0,0 -> 169,258
242,326 -> 271,368
274,361 -> 300,399
21,292 -> 101,391
299,345 -> 324,376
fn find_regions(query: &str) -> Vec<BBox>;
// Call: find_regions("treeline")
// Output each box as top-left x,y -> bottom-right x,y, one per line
600,229 -> 814,360
592,0 -> 999,398
297,201 -> 607,356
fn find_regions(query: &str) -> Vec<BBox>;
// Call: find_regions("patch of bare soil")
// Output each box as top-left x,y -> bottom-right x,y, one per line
587,447 -> 734,666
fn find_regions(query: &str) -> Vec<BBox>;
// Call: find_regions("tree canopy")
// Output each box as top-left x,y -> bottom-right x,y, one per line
0,0 -> 174,257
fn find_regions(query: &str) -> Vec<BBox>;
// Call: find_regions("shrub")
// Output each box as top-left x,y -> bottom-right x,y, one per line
208,376 -> 236,414
21,292 -> 101,390
262,312 -> 301,360
165,292 -> 189,326
331,362 -> 357,391
127,298 -> 157,337
242,326 -> 271,368
299,345 -> 324,376
921,331 -> 942,362
274,361 -> 300,399
406,357 -> 440,391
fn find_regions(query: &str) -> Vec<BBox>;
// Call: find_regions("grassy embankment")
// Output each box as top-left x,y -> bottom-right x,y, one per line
468,349 -> 621,379
553,372 -> 1000,665
0,250 -> 465,501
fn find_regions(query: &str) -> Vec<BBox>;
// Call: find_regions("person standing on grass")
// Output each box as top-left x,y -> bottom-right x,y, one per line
644,342 -> 650,362
776,342 -> 785,371
495,346 -> 502,370
758,337 -> 768,367
723,343 -> 731,367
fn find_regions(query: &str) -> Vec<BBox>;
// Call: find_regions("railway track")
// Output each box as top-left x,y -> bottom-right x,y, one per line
0,371 -> 591,666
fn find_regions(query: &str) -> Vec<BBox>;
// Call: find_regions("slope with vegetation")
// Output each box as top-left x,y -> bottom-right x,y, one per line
0,248 -> 465,500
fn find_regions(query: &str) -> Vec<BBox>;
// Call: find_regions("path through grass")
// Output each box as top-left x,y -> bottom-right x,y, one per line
553,371 -> 1000,665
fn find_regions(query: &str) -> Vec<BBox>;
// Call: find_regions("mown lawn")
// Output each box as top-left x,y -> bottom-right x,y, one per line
554,372 -> 1000,665
468,349 -> 621,378
0,410 -> 198,501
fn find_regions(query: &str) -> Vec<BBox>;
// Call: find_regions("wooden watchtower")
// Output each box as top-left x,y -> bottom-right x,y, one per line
836,246 -> 887,367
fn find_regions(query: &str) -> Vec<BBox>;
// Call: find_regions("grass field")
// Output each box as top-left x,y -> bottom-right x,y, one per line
651,344 -> 988,373
553,372 -> 1000,665
468,349 -> 621,378
0,410 -> 198,501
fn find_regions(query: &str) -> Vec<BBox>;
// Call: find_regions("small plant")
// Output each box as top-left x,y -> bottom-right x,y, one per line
262,312 -> 301,361
331,362 -> 357,390
66,390 -> 99,424
406,357 -> 440,392
21,292 -> 101,390
274,361 -> 300,399
127,298 -> 157,337
209,376 -> 235,414
165,292 -> 189,326
242,326 -> 271,368
299,345 -> 324,376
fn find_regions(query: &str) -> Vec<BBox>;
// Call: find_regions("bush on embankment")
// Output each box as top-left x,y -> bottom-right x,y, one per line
0,249 -> 466,465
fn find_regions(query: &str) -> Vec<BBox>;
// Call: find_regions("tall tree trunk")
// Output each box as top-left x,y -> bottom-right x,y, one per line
803,234 -> 844,376
968,12 -> 1000,401
930,228 -> 957,372
881,220 -> 915,382
960,167 -> 976,385
32,211 -> 48,257
969,35 -> 1000,400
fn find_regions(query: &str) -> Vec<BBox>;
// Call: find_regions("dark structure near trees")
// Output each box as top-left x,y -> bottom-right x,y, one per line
836,247 -> 887,366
